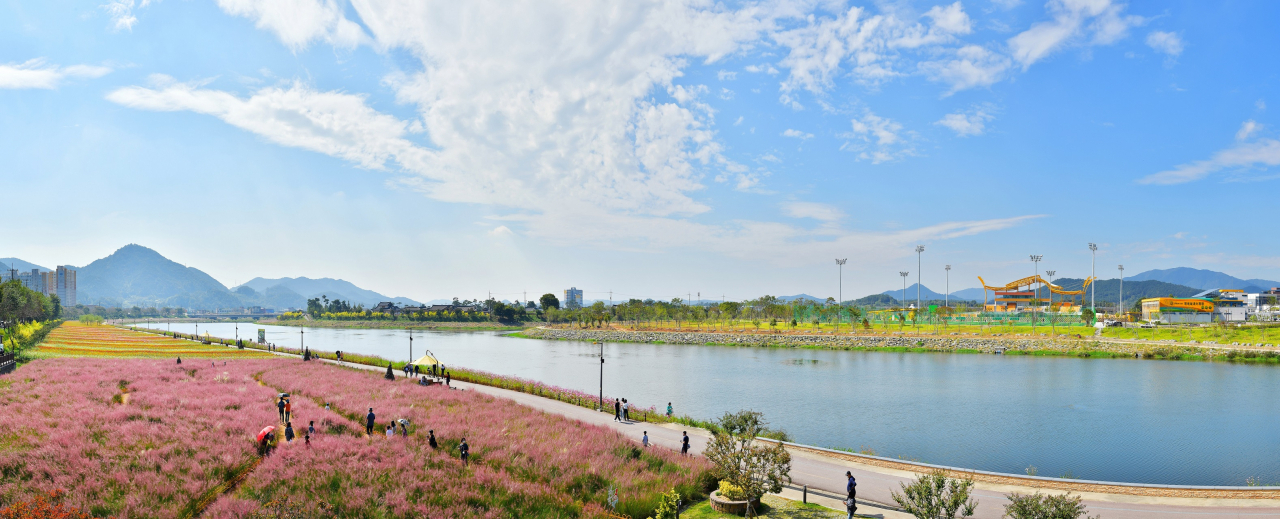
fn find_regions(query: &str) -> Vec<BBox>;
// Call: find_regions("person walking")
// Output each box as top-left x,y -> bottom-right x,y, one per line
308,421 -> 315,437
283,398 -> 292,423
445,372 -> 451,387
846,471 -> 857,518
428,430 -> 438,449
400,421 -> 408,437
284,422 -> 295,443
622,399 -> 630,422
666,402 -> 673,418
613,399 -> 621,422
681,432 -> 690,456
304,434 -> 311,447
366,408 -> 376,435
458,438 -> 470,466
276,397 -> 286,422
642,431 -> 649,448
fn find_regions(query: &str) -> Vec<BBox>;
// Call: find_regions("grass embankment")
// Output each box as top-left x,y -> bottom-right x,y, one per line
34,322 -> 274,359
268,318 -> 529,331
554,321 -> 1093,336
1100,324 -> 1280,344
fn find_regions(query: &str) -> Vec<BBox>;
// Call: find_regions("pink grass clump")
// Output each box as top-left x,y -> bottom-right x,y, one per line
0,357 -> 295,517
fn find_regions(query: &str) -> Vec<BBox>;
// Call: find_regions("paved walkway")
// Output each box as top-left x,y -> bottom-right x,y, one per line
289,355 -> 1280,519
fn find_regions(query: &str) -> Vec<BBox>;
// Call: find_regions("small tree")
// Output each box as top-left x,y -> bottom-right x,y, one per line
1003,492 -> 1098,519
702,410 -> 791,502
891,470 -> 978,519
646,488 -> 682,519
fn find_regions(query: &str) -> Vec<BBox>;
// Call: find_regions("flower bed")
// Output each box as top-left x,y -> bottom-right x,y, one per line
35,323 -> 273,359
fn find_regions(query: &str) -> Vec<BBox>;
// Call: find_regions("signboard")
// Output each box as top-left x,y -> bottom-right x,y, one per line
258,329 -> 266,344
1156,298 -> 1215,313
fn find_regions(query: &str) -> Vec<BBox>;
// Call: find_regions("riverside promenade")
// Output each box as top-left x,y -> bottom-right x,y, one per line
292,355 -> 1280,519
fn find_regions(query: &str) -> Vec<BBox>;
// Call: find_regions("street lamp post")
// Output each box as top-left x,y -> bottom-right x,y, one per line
598,341 -> 605,412
1118,265 -> 1125,319
835,259 -> 847,333
899,271 -> 909,330
409,328 -> 413,366
1030,255 -> 1043,333
1088,243 -> 1098,313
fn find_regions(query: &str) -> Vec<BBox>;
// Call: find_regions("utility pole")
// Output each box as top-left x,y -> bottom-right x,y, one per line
900,271 -> 909,329
835,259 -> 847,333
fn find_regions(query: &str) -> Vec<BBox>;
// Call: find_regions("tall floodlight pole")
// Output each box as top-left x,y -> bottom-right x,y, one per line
915,246 -> 925,314
1030,255 -> 1043,332
835,259 -> 847,333
1046,271 -> 1056,309
1118,265 -> 1125,318
408,328 -> 413,365
945,265 -> 951,308
900,271 -> 909,329
1088,243 -> 1098,313
598,341 -> 605,412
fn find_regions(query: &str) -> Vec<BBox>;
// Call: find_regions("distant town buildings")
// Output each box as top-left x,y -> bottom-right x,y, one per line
4,265 -> 75,306
564,287 -> 583,309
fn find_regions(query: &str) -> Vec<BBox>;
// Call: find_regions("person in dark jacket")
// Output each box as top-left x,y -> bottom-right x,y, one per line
428,430 -> 438,449
458,438 -> 470,466
846,471 -> 857,518
366,408 -> 376,435
614,399 -> 622,422
284,422 -> 295,442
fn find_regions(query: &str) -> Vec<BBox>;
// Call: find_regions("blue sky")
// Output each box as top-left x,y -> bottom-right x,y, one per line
2,0 -> 1278,303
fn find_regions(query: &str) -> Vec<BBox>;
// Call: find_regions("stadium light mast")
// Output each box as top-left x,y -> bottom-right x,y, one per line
1030,255 -> 1043,333
835,259 -> 847,333
1118,265 -> 1125,319
1088,243 -> 1098,314
1046,271 -> 1056,309
900,271 -> 909,329
945,265 -> 951,308
915,246 -> 925,314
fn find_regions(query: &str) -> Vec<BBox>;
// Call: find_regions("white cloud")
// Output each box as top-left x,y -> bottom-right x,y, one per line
215,0 -> 367,50
1237,120 -> 1262,141
783,201 -> 844,222
488,225 -> 514,236
0,59 -> 111,89
842,111 -> 912,163
782,129 -> 814,140
919,45 -> 1011,94
1008,0 -> 1143,70
114,1 -> 1041,262
1139,131 -> 1280,185
734,116 -> 744,126
717,70 -> 737,81
1145,30 -> 1183,57
101,0 -> 156,31
935,107 -> 995,136
1257,99 -> 1267,111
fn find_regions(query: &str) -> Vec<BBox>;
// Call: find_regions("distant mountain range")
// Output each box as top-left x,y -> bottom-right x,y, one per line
880,283 -> 980,302
3,244 -> 421,310
1128,267 -> 1279,292
1,257 -> 49,273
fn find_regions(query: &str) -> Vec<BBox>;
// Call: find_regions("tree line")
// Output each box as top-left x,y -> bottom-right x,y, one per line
0,280 -> 61,324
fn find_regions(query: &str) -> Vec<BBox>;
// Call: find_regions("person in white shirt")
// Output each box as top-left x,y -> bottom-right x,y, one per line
642,431 -> 649,448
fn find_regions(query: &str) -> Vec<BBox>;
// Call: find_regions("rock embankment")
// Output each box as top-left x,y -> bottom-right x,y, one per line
522,327 -> 1241,359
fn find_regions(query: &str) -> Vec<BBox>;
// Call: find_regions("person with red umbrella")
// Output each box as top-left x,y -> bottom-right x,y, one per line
256,426 -> 276,456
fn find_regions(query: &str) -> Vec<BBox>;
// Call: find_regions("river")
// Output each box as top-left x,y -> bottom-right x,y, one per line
139,321 -> 1280,486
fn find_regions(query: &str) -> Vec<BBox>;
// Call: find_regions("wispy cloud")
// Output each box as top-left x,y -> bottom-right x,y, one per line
1139,122 -> 1280,185
783,202 -> 844,222
1145,31 -> 1183,57
782,129 -> 813,140
101,0 -> 156,31
841,111 -> 913,163
1007,0 -> 1143,70
0,59 -> 111,89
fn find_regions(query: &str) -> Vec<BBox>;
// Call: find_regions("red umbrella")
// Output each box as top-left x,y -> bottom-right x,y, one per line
256,426 -> 276,443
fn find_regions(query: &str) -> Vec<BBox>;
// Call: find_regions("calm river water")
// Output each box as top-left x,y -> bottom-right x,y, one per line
142,322 -> 1280,486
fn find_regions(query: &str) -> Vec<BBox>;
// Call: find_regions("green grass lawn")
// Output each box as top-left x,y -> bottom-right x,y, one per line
681,495 -> 850,519
1100,324 -> 1280,344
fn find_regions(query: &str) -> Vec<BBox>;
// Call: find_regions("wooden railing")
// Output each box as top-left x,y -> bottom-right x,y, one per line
0,352 -> 15,374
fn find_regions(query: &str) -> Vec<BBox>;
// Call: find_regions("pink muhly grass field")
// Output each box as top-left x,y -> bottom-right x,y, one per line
1,358 -> 708,518
0,357 -> 302,517
220,361 -> 711,518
